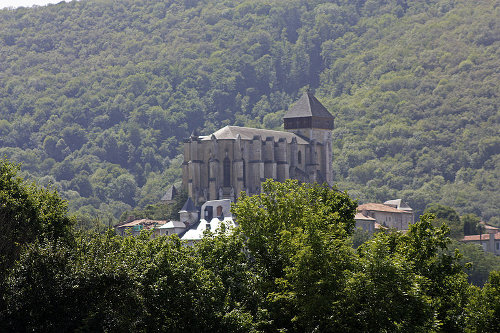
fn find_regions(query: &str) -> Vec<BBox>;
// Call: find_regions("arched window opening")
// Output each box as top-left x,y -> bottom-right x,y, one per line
242,158 -> 246,187
298,150 -> 302,165
223,157 -> 231,187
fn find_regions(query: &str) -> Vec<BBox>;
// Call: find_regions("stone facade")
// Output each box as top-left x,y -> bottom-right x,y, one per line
182,91 -> 335,204
357,201 -> 414,231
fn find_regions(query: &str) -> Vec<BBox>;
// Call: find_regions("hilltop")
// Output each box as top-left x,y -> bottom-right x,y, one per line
0,0 -> 498,224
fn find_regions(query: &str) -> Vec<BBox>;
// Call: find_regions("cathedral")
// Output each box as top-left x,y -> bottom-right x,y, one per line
182,91 -> 335,204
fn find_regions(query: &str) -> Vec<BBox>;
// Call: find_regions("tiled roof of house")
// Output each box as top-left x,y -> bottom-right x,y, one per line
358,203 -> 413,214
462,233 -> 500,241
283,91 -> 334,119
200,126 -> 309,144
354,212 -> 376,221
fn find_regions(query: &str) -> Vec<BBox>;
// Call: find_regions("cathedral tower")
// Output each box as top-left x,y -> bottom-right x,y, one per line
283,90 -> 334,185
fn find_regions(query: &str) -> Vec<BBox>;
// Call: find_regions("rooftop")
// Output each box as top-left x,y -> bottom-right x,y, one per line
161,185 -> 177,201
200,126 -> 309,144
179,197 -> 197,213
283,91 -> 334,120
115,219 -> 167,229
462,233 -> 500,242
358,203 -> 413,214
354,212 -> 376,221
159,221 -> 186,229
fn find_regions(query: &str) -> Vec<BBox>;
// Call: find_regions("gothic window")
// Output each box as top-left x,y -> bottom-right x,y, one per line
242,158 -> 246,187
223,157 -> 231,187
298,150 -> 302,165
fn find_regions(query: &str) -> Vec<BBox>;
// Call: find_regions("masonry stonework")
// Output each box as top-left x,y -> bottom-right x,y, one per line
182,91 -> 335,204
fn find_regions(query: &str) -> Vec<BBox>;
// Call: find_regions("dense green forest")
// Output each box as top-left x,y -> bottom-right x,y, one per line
1,163 -> 499,332
0,0 -> 498,225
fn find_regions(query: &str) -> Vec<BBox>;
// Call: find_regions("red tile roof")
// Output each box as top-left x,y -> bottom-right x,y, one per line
357,203 -> 413,214
462,233 -> 500,241
354,212 -> 376,221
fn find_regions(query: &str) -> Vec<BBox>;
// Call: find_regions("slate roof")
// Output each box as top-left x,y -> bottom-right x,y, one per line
200,126 -> 309,144
283,91 -> 334,119
161,185 -> 177,201
179,197 -> 197,213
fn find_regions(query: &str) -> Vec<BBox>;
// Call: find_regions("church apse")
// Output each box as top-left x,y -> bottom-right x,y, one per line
182,91 -> 335,204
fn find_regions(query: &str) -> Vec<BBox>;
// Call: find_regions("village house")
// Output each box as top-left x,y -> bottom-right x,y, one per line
461,223 -> 500,255
356,199 -> 414,232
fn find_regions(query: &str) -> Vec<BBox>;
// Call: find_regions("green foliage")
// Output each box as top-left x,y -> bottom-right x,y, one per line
0,0 -> 497,226
117,189 -> 187,224
466,270 -> 500,333
450,240 -> 500,287
424,203 -> 463,239
0,159 -> 72,275
1,178 -> 497,331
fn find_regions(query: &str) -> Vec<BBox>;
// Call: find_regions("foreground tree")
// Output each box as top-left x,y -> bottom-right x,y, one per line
0,159 -> 72,275
467,270 -> 500,332
2,179 -> 492,332
232,179 -> 358,331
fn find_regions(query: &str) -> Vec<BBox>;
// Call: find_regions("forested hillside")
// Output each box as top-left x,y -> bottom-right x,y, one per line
0,0 -> 498,224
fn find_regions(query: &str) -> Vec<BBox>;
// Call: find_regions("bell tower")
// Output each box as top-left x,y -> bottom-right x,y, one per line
283,90 -> 334,185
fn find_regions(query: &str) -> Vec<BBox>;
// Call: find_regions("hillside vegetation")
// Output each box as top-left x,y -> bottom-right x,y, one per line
0,0 -> 498,224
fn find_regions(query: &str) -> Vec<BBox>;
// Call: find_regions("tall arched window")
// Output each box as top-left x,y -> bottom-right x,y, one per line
242,158 -> 246,187
298,150 -> 302,165
223,157 -> 231,187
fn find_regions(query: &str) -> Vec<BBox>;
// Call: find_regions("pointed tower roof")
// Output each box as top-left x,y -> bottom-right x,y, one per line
161,185 -> 177,202
179,197 -> 197,213
283,90 -> 334,120
283,91 -> 334,130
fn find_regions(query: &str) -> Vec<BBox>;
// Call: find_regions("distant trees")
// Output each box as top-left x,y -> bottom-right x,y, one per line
0,0 -> 497,226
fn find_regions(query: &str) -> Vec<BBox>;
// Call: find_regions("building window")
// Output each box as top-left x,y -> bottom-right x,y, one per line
242,158 -> 246,187
298,151 -> 302,165
223,157 -> 231,187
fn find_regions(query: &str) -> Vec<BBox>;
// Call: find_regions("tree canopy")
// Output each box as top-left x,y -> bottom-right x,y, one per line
0,171 -> 498,331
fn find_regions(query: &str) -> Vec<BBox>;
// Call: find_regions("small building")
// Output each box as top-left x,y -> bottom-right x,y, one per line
357,199 -> 414,231
178,199 -> 236,246
462,232 -> 500,255
158,221 -> 187,237
354,212 -> 376,233
479,221 -> 500,234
